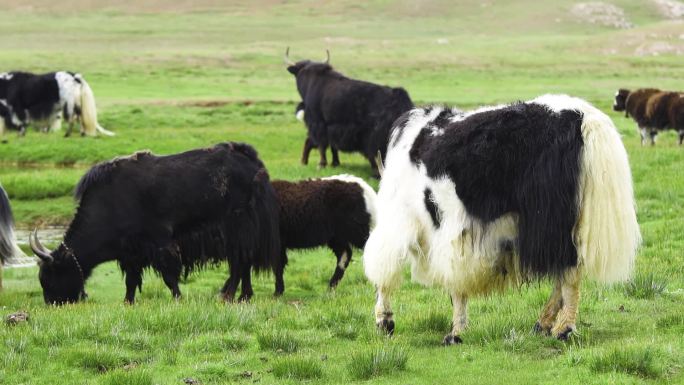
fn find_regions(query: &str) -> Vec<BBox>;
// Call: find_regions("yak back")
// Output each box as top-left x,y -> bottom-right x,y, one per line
69,142 -> 280,273
271,179 -> 370,250
414,102 -> 584,278
297,63 -> 413,153
646,91 -> 681,130
625,88 -> 660,126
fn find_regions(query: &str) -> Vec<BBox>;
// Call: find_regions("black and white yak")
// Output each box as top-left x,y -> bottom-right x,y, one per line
285,48 -> 414,177
364,95 -> 641,344
1,183 -> 25,289
0,71 -> 114,137
30,143 -> 281,304
271,175 -> 376,290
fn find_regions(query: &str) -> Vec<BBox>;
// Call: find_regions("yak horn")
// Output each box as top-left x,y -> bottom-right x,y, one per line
375,151 -> 384,177
323,49 -> 330,64
284,47 -> 295,66
30,229 -> 53,263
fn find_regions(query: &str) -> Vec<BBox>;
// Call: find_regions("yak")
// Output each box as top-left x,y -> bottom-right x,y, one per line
364,95 -> 640,344
30,143 -> 281,304
1,183 -> 25,289
271,174 -> 377,290
0,71 -> 114,137
285,48 -> 413,177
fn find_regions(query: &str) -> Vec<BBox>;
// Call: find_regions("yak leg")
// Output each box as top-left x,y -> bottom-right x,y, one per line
273,249 -> 286,297
238,263 -> 253,302
638,127 -> 649,146
317,144 -> 328,168
124,267 -> 143,304
551,268 -> 581,340
369,156 -> 381,179
331,146 -> 340,167
374,285 -> 396,335
678,130 -> 684,145
649,130 -> 658,146
328,241 -> 352,288
534,279 -> 563,335
301,137 -> 314,165
221,262 -> 241,302
444,292 -> 468,345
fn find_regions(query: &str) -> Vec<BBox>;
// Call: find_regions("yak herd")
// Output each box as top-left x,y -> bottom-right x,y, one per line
0,48 -> 653,344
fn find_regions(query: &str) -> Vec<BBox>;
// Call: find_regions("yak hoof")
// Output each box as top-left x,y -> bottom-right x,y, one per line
555,327 -> 574,341
442,334 -> 463,346
238,293 -> 252,303
377,319 -> 395,336
301,159 -> 308,165
331,161 -> 340,167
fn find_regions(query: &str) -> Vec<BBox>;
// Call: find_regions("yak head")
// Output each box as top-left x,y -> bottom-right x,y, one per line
613,89 -> 630,113
284,47 -> 330,75
30,230 -> 86,305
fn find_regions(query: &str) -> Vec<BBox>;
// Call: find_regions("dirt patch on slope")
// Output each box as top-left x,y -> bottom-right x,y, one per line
571,2 -> 633,29
651,0 -> 684,19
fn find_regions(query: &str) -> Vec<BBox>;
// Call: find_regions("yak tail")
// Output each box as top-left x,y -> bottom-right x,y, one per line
0,185 -> 24,265
574,103 -> 641,283
77,75 -> 115,137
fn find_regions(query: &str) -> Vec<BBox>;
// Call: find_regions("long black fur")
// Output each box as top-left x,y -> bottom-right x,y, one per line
0,72 -> 61,127
272,178 -> 372,288
37,142 -> 281,304
407,103 -> 584,276
287,58 -> 413,176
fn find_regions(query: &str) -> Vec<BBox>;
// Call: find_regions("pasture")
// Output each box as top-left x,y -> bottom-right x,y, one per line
1,1 -> 684,384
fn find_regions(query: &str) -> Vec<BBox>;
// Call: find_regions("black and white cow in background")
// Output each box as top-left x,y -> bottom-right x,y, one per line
364,94 -> 640,344
0,71 -> 114,137
285,48 -> 414,177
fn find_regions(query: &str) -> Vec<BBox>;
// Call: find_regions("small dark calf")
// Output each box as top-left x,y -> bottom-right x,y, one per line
271,175 -> 377,290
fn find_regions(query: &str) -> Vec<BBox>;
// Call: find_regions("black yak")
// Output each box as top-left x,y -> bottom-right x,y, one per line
285,48 -> 413,177
31,143 -> 281,304
365,95 -> 640,344
271,174 -> 376,291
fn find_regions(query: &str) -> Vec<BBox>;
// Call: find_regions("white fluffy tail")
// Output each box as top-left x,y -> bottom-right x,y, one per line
78,76 -> 115,137
0,185 -> 25,266
575,106 -> 641,283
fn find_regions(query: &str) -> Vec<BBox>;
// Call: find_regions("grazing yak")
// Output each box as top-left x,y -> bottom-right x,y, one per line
364,95 -> 640,344
285,48 -> 413,177
0,71 -> 114,137
1,184 -> 25,289
30,143 -> 281,304
614,88 -> 684,145
272,174 -> 376,290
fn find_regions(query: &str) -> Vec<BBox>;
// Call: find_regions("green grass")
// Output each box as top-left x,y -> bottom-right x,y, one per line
1,1 -> 684,384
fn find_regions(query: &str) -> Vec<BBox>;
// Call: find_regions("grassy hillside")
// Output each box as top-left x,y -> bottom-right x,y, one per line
1,1 -> 684,384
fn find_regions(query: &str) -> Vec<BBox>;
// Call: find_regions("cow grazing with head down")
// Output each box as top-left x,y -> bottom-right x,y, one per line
364,95 -> 640,344
285,48 -> 413,177
272,174 -> 376,290
30,143 -> 281,305
0,184 -> 26,289
0,71 -> 114,137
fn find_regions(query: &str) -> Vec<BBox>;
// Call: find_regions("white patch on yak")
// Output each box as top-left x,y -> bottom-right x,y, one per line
0,73 -> 13,80
295,109 -> 305,121
338,251 -> 349,269
55,71 -> 81,122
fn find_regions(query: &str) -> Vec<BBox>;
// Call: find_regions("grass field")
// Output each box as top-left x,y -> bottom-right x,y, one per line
1,1 -> 684,384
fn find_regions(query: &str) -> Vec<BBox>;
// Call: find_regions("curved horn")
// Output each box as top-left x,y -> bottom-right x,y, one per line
30,229 -> 53,263
284,47 -> 295,66
323,49 -> 330,64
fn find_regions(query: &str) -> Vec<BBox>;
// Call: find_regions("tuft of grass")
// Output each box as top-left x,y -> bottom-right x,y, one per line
100,369 -> 154,385
347,345 -> 409,380
411,310 -> 451,333
256,330 -> 300,353
272,356 -> 324,380
63,347 -> 138,373
589,346 -> 672,379
624,273 -> 667,299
